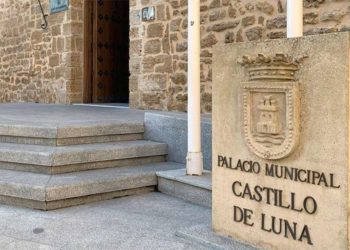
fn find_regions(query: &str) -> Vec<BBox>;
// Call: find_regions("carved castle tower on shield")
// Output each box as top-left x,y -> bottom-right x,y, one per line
238,53 -> 302,159
256,95 -> 282,135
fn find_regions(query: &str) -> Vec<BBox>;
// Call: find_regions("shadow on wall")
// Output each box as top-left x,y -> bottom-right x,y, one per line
144,112 -> 212,170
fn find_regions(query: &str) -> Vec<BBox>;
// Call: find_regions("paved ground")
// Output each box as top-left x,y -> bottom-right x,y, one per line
0,192 -> 214,249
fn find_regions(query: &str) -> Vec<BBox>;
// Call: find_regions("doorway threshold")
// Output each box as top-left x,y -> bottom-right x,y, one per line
73,103 -> 129,109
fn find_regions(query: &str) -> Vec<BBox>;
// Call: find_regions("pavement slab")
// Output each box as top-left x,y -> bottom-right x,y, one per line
176,224 -> 258,250
0,192 -> 253,250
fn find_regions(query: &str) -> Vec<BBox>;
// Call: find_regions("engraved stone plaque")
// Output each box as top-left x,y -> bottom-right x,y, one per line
212,33 -> 350,250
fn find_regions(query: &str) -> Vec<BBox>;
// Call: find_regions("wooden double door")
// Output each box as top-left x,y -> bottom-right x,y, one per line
84,0 -> 130,103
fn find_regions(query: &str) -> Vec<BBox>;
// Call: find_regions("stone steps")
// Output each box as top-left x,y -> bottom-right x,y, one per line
0,140 -> 167,174
157,168 -> 212,207
0,105 -> 214,210
0,162 -> 184,210
0,121 -> 144,146
0,105 -> 187,210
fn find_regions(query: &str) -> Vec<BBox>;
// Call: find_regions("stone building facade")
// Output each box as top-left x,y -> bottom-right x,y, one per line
0,0 -> 84,103
0,0 -> 349,112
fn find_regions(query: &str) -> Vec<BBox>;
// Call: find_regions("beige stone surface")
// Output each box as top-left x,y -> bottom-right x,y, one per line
212,32 -> 350,249
129,0 -> 350,113
1,0 -> 350,111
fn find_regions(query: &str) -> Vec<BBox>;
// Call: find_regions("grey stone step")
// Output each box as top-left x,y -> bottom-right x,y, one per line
0,133 -> 144,146
0,121 -> 144,146
0,140 -> 168,174
157,168 -> 212,207
0,162 -> 184,210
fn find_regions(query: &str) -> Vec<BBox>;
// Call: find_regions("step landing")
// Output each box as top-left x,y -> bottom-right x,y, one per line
0,121 -> 144,146
157,168 -> 212,207
0,162 -> 184,210
0,104 -> 146,146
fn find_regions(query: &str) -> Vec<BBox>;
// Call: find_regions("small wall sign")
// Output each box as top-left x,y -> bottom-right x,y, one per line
142,7 -> 155,21
50,0 -> 69,14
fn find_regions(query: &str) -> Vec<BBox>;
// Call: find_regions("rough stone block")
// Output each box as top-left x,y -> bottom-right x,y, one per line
147,23 -> 164,38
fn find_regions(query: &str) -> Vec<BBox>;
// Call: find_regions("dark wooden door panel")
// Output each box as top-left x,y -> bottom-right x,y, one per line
93,0 -> 129,103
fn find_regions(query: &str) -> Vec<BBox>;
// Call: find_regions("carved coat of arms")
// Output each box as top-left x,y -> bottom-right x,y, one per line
238,54 -> 301,160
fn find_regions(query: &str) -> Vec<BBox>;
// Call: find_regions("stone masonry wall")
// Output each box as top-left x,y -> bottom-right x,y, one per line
0,0 -> 349,109
130,0 -> 350,113
0,0 -> 84,103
